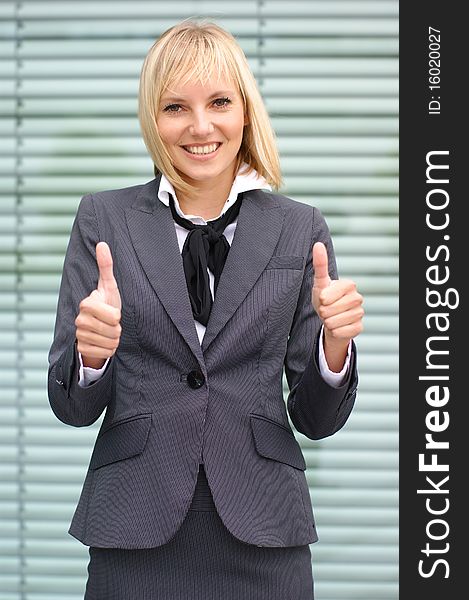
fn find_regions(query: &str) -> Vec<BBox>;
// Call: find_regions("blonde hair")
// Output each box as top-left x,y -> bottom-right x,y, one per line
138,18 -> 283,197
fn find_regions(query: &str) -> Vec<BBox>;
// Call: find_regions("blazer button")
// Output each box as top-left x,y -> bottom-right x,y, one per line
187,369 -> 205,389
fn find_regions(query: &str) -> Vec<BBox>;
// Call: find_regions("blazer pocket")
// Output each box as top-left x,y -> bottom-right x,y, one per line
89,414 -> 152,470
265,255 -> 304,270
250,414 -> 306,470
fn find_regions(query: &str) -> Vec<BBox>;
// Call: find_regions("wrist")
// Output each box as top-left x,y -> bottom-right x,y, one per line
322,330 -> 350,373
323,329 -> 351,353
81,355 -> 107,369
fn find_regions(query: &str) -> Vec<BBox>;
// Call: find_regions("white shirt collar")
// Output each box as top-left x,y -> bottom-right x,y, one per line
157,162 -> 272,224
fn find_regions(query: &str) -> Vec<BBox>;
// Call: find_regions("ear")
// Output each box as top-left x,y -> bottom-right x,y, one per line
244,113 -> 249,126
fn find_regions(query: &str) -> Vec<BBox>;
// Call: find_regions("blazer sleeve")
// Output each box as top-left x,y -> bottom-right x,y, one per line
284,206 -> 359,441
47,194 -> 115,427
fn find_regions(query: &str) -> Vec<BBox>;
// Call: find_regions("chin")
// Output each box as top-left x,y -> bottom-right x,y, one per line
177,164 -> 233,182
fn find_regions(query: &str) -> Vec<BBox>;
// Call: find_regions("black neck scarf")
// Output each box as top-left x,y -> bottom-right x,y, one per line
168,191 -> 245,326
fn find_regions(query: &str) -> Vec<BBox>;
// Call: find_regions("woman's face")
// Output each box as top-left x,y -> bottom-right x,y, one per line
156,74 -> 248,188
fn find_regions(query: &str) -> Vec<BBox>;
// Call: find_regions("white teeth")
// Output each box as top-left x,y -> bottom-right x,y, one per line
184,143 -> 220,155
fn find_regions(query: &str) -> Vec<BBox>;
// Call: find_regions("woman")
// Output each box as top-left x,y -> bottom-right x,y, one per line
47,18 -> 364,600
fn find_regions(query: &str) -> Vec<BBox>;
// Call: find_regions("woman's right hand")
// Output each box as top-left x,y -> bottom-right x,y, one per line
75,242 -> 122,369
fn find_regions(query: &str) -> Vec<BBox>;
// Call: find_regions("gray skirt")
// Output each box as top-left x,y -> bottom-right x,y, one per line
84,464 -> 314,600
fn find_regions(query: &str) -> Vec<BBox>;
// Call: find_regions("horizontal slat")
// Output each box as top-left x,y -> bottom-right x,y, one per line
0,99 -> 16,117
14,57 -> 397,77
265,78 -> 398,95
315,580 -> 397,599
314,543 -> 397,563
14,18 -> 261,38
18,98 -> 139,115
0,158 -> 16,174
17,576 -> 86,593
0,585 -> 20,598
262,58 -> 398,76
18,483 -> 87,502
0,63 -> 15,77
315,508 -> 397,527
18,1 -> 398,19
21,595 -> 82,600
315,562 -> 397,581
0,503 -> 19,519
306,469 -> 397,488
262,37 -> 398,55
0,519 -> 20,536
0,22 -> 15,37
304,450 -> 397,468
23,596 -> 82,600
19,2 -> 258,19
283,176 -> 397,194
262,1 -> 398,16
36,72 -> 421,95
316,525 -> 397,545
13,466 -> 91,483
347,276 -> 397,294
4,18 -> 399,39
21,539 -> 90,557
302,432 -> 399,453
0,3 -> 15,19
18,37 -> 397,57
262,20 -> 398,36
309,489 -> 397,508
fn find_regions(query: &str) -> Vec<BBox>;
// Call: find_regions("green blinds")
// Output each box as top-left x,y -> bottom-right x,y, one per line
0,1 -> 398,598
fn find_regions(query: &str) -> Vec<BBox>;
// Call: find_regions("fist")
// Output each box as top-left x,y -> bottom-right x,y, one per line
75,242 -> 122,368
312,242 -> 364,344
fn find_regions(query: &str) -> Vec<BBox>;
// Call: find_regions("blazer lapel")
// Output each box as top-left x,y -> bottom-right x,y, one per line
125,176 -> 205,368
125,176 -> 285,362
201,190 -> 284,353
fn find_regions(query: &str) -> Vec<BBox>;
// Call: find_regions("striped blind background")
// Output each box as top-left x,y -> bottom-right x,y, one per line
0,1 -> 398,598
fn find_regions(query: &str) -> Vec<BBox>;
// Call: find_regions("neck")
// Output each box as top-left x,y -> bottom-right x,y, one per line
174,170 -> 236,221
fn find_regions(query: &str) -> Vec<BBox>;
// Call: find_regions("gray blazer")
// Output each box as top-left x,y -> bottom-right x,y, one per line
47,174 -> 358,549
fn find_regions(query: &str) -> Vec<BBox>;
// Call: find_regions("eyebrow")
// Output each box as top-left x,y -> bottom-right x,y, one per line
161,90 -> 236,103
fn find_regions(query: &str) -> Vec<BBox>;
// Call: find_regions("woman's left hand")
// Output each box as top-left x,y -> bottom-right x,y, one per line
311,242 -> 364,370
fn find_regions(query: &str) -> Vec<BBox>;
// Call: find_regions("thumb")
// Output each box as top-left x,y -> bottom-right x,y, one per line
96,242 -> 120,306
312,242 -> 331,290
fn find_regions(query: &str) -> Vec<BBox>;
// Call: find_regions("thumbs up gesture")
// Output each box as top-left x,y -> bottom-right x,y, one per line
75,242 -> 122,369
312,242 -> 364,369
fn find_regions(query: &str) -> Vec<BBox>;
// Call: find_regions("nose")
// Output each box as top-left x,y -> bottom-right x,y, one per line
189,109 -> 215,138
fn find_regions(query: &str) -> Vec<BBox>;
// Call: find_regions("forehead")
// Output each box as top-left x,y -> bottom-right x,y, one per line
161,86 -> 239,103
163,69 -> 240,98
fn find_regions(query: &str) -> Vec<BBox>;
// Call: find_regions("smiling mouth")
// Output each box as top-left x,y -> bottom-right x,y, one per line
181,143 -> 222,155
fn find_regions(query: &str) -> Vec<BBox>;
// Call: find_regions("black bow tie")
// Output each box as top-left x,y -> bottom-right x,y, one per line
168,192 -> 244,326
